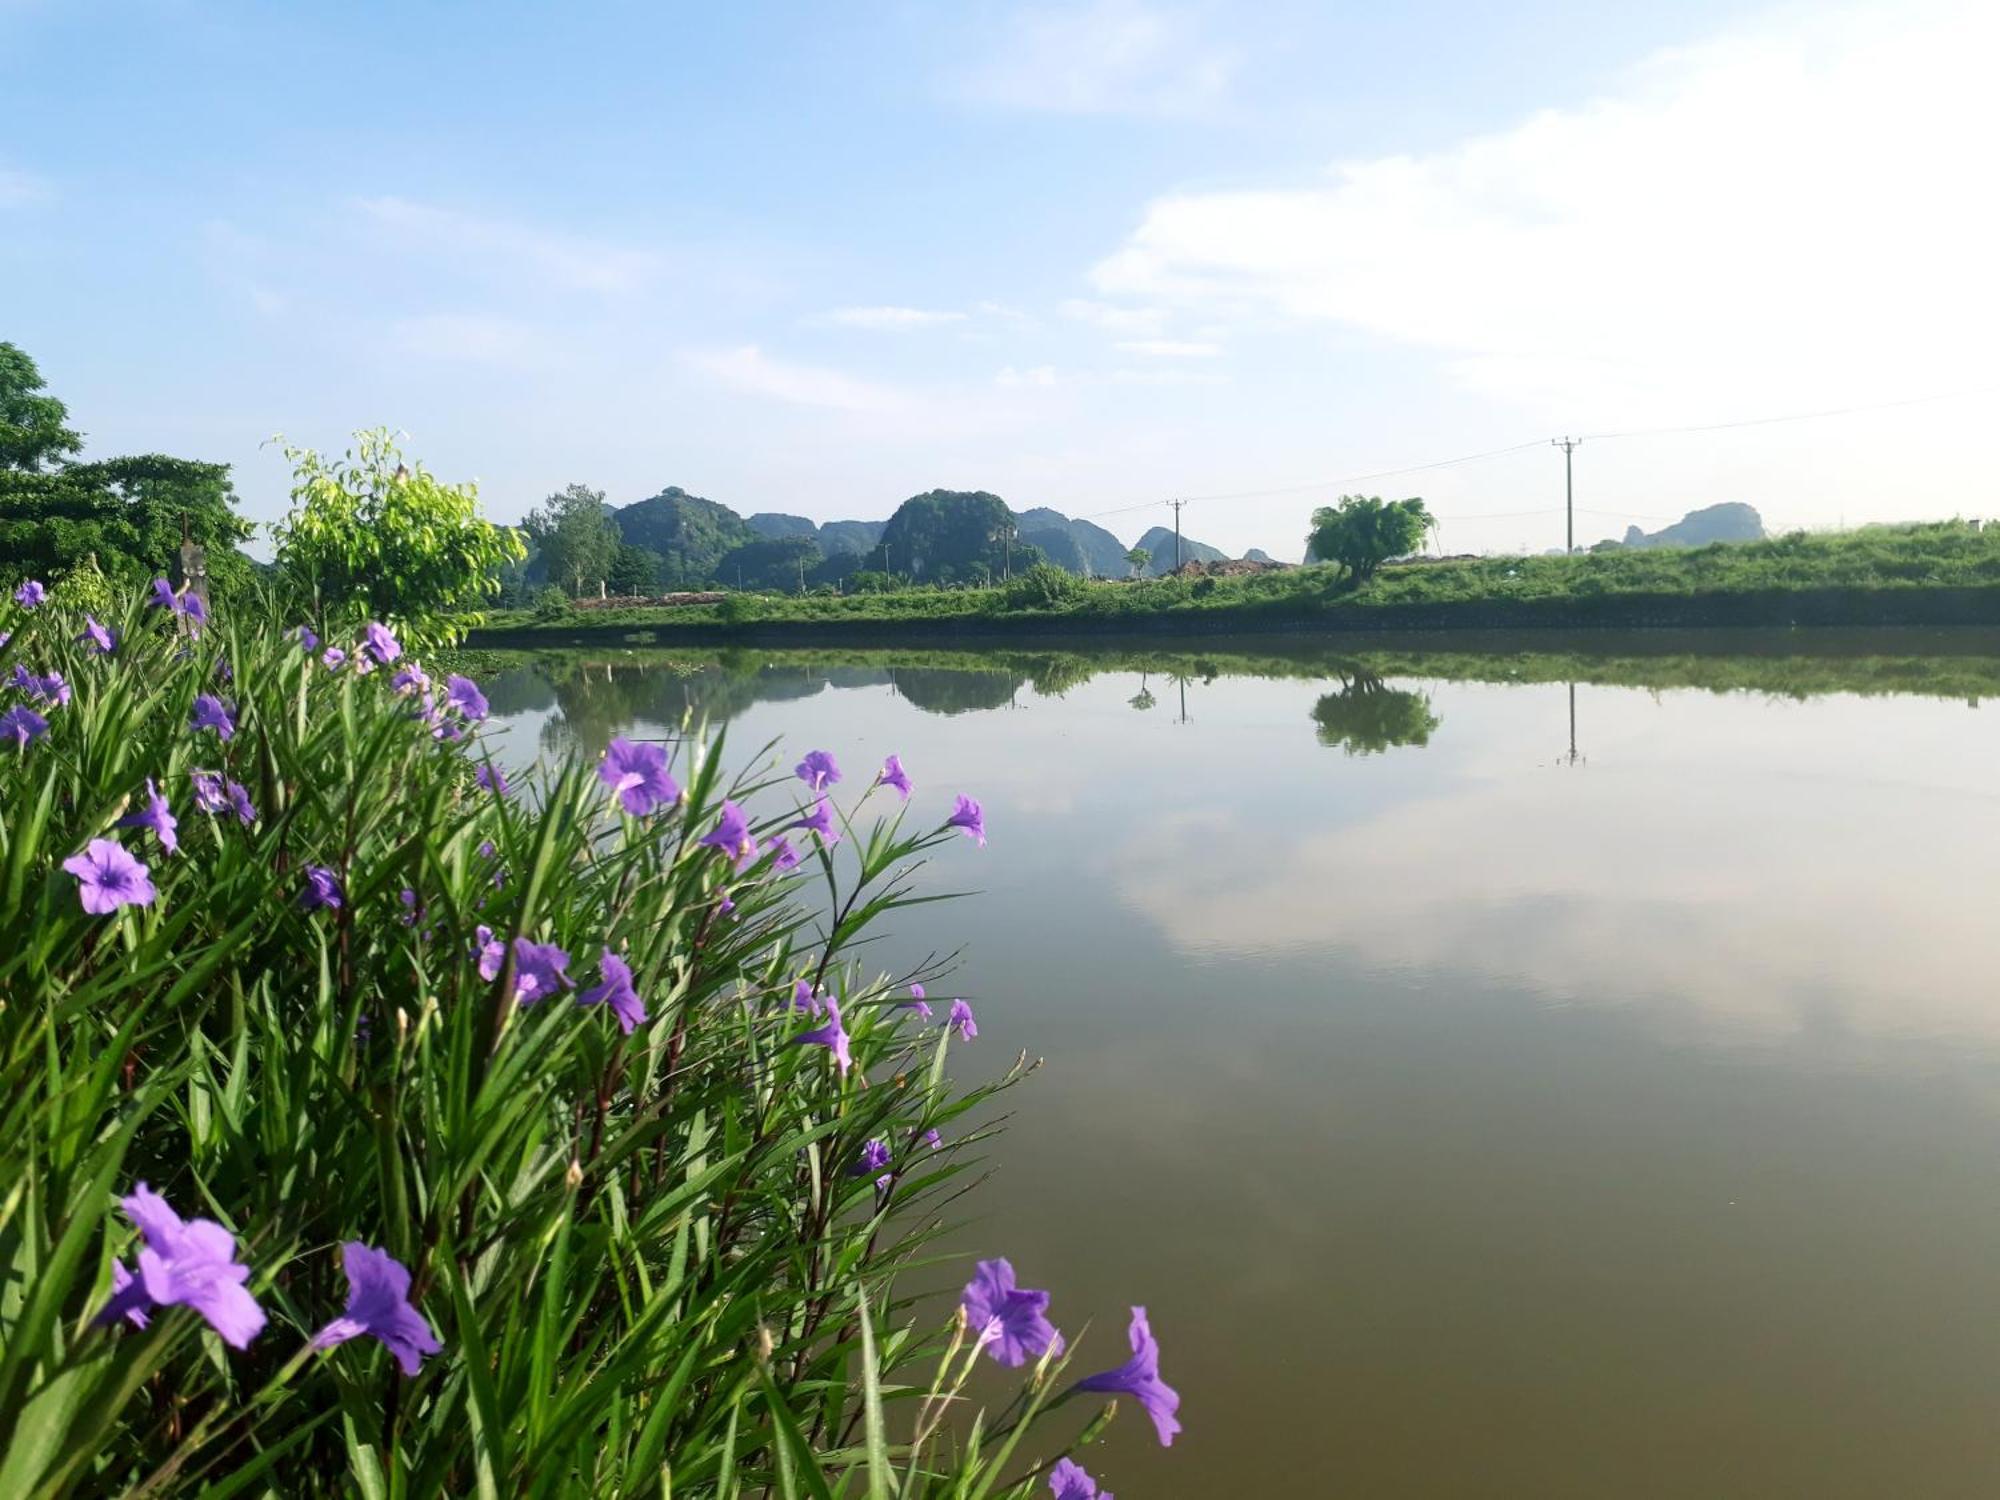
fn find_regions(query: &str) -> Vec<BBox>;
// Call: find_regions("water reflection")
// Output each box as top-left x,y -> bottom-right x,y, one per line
469,630 -> 2000,1495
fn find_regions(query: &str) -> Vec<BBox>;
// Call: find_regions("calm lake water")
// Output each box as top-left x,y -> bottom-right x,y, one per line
479,631 -> 2000,1497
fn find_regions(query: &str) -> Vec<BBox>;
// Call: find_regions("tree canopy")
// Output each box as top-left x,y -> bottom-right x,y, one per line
270,428 -> 524,645
0,343 -> 254,594
1305,495 -> 1434,583
524,482 -> 620,596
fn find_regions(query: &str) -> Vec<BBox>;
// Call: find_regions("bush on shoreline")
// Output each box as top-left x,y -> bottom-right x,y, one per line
0,580 -> 1170,1497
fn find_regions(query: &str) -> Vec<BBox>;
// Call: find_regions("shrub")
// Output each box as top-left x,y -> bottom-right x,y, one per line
531,583 -> 572,621
1003,563 -> 1082,611
0,580 -> 1177,1496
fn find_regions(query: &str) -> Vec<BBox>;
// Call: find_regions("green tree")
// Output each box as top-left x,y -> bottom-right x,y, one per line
0,344 -> 253,593
1305,495 -> 1435,584
0,341 -> 83,472
270,428 -> 524,645
607,542 -> 660,596
1124,545 -> 1150,578
524,482 -> 619,596
713,534 -> 822,591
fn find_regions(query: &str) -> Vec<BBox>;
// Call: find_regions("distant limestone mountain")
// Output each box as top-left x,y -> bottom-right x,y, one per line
868,490 -> 1027,582
1014,507 -> 1132,577
1243,547 -> 1276,564
745,512 -> 819,541
815,519 -> 885,556
612,486 -> 758,585
1603,503 -> 1765,551
1131,524 -> 1227,576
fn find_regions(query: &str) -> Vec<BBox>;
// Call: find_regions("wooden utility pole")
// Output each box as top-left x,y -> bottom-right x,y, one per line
1552,437 -> 1582,554
1168,498 -> 1187,573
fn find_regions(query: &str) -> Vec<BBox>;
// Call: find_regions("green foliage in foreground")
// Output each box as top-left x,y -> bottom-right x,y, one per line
0,594 -> 1139,1497
271,429 -> 526,649
480,519 -> 2000,636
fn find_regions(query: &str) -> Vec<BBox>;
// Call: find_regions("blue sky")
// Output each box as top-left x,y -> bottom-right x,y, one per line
6,0 -> 1995,556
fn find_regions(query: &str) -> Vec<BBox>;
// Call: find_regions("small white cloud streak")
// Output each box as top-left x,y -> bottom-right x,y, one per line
1115,338 -> 1221,358
821,305 -> 969,330
957,0 -> 1236,115
354,195 -> 659,294
1091,1 -> 2000,426
686,345 -> 918,415
1060,297 -> 1168,335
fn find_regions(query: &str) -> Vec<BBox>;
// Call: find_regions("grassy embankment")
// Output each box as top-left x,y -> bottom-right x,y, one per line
472,521 -> 2000,645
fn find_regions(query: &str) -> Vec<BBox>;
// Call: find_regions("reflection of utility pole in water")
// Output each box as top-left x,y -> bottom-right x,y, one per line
1561,681 -> 1585,767
1177,675 -> 1188,725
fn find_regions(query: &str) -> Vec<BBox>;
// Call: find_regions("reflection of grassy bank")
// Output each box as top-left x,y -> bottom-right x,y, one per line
450,626 -> 2000,718
471,522 -> 2000,642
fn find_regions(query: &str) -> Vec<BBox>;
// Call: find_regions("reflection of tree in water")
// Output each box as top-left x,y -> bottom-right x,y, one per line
891,668 -> 1024,716
1310,668 -> 1441,755
532,657 -> 893,758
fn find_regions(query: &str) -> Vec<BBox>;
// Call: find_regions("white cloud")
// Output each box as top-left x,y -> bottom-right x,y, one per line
1115,338 -> 1221,358
995,363 -> 1060,387
821,305 -> 969,330
1091,1 -> 2000,426
686,345 -> 917,415
391,314 -> 555,368
0,165 -> 46,205
1060,297 -> 1167,335
355,196 -> 658,294
957,0 -> 1236,116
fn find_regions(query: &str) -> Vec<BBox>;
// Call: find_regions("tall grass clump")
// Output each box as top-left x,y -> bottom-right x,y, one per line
0,576 -> 1175,1497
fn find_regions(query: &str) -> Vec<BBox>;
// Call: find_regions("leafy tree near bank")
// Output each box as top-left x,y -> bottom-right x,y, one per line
1125,545 -> 1151,578
270,427 -> 524,646
0,341 -> 83,470
523,482 -> 619,596
605,541 -> 659,595
0,343 -> 255,594
1305,494 -> 1435,584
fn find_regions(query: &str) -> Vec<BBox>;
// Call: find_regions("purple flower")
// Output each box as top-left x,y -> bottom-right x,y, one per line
474,924 -> 505,981
309,1242 -> 442,1376
475,762 -> 510,797
1047,1458 -> 1111,1500
62,838 -> 156,914
29,670 -> 69,708
101,1260 -> 150,1329
852,1138 -> 893,1191
946,794 -> 986,847
699,800 -> 758,866
80,615 -> 115,654
296,624 -> 318,652
578,950 -> 648,1034
191,694 -> 235,741
961,1258 -> 1062,1369
14,579 -> 46,608
1075,1307 -> 1181,1447
148,577 -> 177,610
444,674 -> 488,722
96,1183 -> 265,1349
391,664 -> 431,697
598,738 -> 680,817
916,1127 -> 943,1151
877,754 -> 913,801
301,866 -> 343,911
794,996 -> 853,1076
322,647 -> 346,672
770,835 -> 800,872
717,890 -> 736,916
225,780 -> 257,827
901,983 -> 933,1021
794,749 -> 841,793
179,592 -> 207,628
362,621 -> 402,665
510,938 -> 572,1005
0,704 -> 47,750
947,999 -> 977,1039
117,778 -> 179,854
794,797 -> 840,848
791,979 -> 824,1016
191,770 -> 227,814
